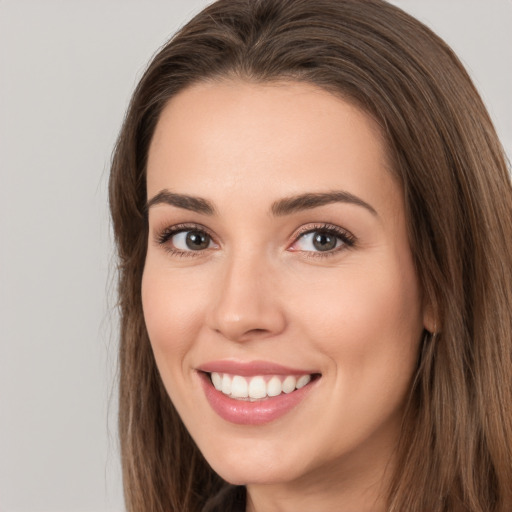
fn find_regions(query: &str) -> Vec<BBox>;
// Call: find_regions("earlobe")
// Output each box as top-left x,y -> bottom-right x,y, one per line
422,301 -> 438,334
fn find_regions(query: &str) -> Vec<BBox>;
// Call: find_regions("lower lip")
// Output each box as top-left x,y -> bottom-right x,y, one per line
198,372 -> 317,425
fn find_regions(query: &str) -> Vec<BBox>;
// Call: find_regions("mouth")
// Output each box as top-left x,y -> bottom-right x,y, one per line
197,363 -> 321,425
207,372 -> 320,401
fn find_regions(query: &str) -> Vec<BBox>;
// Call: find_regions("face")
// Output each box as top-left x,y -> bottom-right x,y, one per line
142,80 -> 430,492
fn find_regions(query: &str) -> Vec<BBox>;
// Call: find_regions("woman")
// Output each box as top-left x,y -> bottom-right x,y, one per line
109,0 -> 512,510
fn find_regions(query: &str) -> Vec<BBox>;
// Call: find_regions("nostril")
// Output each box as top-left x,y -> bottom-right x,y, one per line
247,328 -> 270,336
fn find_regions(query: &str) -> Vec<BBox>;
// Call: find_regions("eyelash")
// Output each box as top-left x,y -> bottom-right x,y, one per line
156,223 -> 215,258
155,222 -> 356,258
291,223 -> 356,258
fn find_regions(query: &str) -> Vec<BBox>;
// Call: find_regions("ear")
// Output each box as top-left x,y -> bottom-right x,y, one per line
422,300 -> 438,334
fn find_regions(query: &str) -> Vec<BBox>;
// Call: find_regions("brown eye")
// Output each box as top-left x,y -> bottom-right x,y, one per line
184,231 -> 210,250
312,232 -> 338,251
169,230 -> 212,251
293,229 -> 344,253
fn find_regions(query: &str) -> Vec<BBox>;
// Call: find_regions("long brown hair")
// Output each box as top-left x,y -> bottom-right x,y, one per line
109,1 -> 512,510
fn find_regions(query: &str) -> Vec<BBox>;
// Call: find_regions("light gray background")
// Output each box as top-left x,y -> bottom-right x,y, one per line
0,1 -> 510,511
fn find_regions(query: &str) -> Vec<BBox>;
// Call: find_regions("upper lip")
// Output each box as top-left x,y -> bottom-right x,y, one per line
197,360 -> 318,377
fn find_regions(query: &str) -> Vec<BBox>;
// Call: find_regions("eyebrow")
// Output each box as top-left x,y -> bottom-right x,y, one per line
146,189 -> 377,217
271,191 -> 378,217
146,190 -> 215,215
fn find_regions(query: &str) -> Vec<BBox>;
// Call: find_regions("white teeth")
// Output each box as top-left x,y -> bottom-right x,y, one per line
248,376 -> 267,399
221,374 -> 232,395
282,375 -> 297,394
296,375 -> 311,389
210,372 -> 313,400
267,376 -> 282,397
211,372 -> 222,391
231,375 -> 248,398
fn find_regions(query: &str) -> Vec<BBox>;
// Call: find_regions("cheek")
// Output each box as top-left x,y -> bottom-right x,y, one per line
290,255 -> 423,389
298,259 -> 419,325
141,262 -> 207,368
284,259 -> 423,458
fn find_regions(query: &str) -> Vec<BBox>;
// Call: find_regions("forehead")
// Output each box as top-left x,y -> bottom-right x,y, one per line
146,80 -> 399,216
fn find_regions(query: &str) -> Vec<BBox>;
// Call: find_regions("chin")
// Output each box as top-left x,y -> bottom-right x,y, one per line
211,458 -> 299,486
197,434 -> 312,486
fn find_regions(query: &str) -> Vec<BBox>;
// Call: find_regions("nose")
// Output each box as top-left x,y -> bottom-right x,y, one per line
207,251 -> 287,342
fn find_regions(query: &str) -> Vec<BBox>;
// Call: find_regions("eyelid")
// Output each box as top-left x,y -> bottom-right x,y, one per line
155,222 -> 218,255
288,223 -> 356,255
153,221 -> 356,258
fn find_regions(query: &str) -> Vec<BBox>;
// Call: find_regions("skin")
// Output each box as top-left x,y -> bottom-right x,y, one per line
142,80 -> 433,512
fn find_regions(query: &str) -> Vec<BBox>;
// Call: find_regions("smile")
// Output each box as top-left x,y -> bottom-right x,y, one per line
197,362 -> 320,425
210,372 -> 312,401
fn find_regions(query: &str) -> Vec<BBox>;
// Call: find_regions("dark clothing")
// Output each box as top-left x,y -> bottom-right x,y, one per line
202,485 -> 246,512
